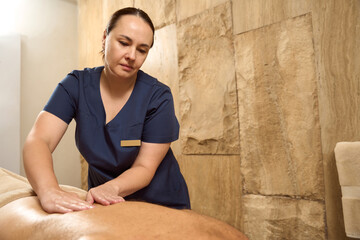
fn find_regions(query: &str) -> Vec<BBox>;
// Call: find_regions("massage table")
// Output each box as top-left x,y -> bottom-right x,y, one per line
0,167 -> 247,240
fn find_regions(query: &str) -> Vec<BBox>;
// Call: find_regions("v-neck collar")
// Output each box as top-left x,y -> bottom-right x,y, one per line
96,67 -> 138,127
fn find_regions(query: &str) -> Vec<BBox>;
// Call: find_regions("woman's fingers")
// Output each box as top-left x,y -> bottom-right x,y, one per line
99,195 -> 124,205
61,198 -> 93,211
87,189 -> 111,206
54,204 -> 74,214
107,195 -> 125,204
40,188 -> 94,214
87,184 -> 125,206
85,192 -> 95,204
92,193 -> 111,206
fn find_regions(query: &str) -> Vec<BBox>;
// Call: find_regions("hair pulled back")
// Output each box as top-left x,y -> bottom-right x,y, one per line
105,7 -> 155,47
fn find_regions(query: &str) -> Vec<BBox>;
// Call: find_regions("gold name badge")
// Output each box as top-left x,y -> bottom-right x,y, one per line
121,140 -> 141,147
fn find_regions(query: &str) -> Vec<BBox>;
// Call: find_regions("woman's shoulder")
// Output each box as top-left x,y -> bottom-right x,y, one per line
137,70 -> 171,92
68,66 -> 103,79
60,66 -> 103,88
136,70 -> 175,106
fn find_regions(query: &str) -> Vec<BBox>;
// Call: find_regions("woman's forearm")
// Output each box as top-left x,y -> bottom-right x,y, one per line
23,112 -> 93,213
109,142 -> 170,198
23,136 -> 60,196
110,165 -> 155,197
23,111 -> 69,196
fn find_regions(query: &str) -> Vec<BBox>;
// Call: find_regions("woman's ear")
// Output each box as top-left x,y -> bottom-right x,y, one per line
102,30 -> 107,50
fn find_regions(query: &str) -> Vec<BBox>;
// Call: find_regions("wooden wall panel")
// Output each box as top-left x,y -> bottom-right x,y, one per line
311,0 -> 360,239
80,155 -> 88,190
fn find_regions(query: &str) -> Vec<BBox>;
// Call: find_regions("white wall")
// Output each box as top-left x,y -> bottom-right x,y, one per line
0,35 -> 21,174
0,0 -> 81,187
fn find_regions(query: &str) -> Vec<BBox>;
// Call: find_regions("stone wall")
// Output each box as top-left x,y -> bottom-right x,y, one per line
78,0 -> 360,239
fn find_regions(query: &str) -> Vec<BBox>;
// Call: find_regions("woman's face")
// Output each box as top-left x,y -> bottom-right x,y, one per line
103,15 -> 153,80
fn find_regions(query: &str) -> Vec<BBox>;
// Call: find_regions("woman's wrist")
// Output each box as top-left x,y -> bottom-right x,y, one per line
105,179 -> 122,196
36,184 -> 62,199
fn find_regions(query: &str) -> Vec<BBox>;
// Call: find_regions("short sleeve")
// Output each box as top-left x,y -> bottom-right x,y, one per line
43,73 -> 78,124
142,85 -> 179,143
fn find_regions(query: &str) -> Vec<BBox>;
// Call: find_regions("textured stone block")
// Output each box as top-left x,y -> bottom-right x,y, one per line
140,24 -> 181,157
177,2 -> 239,154
135,0 -> 176,29
235,14 -> 323,198
176,0 -> 228,22
232,0 -> 312,35
102,0 -> 134,28
178,155 -> 242,230
78,0 -> 105,68
243,195 -> 325,240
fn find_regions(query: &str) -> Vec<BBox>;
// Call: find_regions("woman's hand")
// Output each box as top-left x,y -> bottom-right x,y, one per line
38,188 -> 94,214
86,181 -> 125,206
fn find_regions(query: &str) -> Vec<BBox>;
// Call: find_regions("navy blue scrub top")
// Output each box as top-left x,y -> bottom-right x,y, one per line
44,66 -> 190,209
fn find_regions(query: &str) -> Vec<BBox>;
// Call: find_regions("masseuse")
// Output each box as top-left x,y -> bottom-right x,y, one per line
23,7 -> 190,213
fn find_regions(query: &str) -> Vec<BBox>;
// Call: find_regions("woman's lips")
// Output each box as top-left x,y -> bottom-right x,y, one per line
120,63 -> 133,71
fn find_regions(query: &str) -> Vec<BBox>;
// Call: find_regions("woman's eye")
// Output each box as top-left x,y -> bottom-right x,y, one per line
119,41 -> 129,46
138,49 -> 147,54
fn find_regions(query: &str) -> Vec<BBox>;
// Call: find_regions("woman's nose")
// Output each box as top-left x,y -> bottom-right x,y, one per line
126,47 -> 136,60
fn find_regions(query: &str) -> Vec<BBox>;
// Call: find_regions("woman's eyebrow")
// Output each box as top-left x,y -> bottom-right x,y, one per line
119,34 -> 132,42
119,34 -> 150,48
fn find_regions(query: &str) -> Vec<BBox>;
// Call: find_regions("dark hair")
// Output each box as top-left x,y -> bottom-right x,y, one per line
106,7 -> 155,47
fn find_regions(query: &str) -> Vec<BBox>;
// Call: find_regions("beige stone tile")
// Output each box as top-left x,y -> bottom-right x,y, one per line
234,14 -> 324,198
177,2 -> 239,154
243,195 -> 325,240
78,0 -> 105,68
135,0 -> 176,29
140,24 -> 181,157
176,0 -> 228,22
102,0 -> 134,29
232,0 -> 312,35
178,155 -> 242,230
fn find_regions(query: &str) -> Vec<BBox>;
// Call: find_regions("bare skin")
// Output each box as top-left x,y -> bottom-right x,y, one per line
23,15 -> 170,213
0,196 -> 248,240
